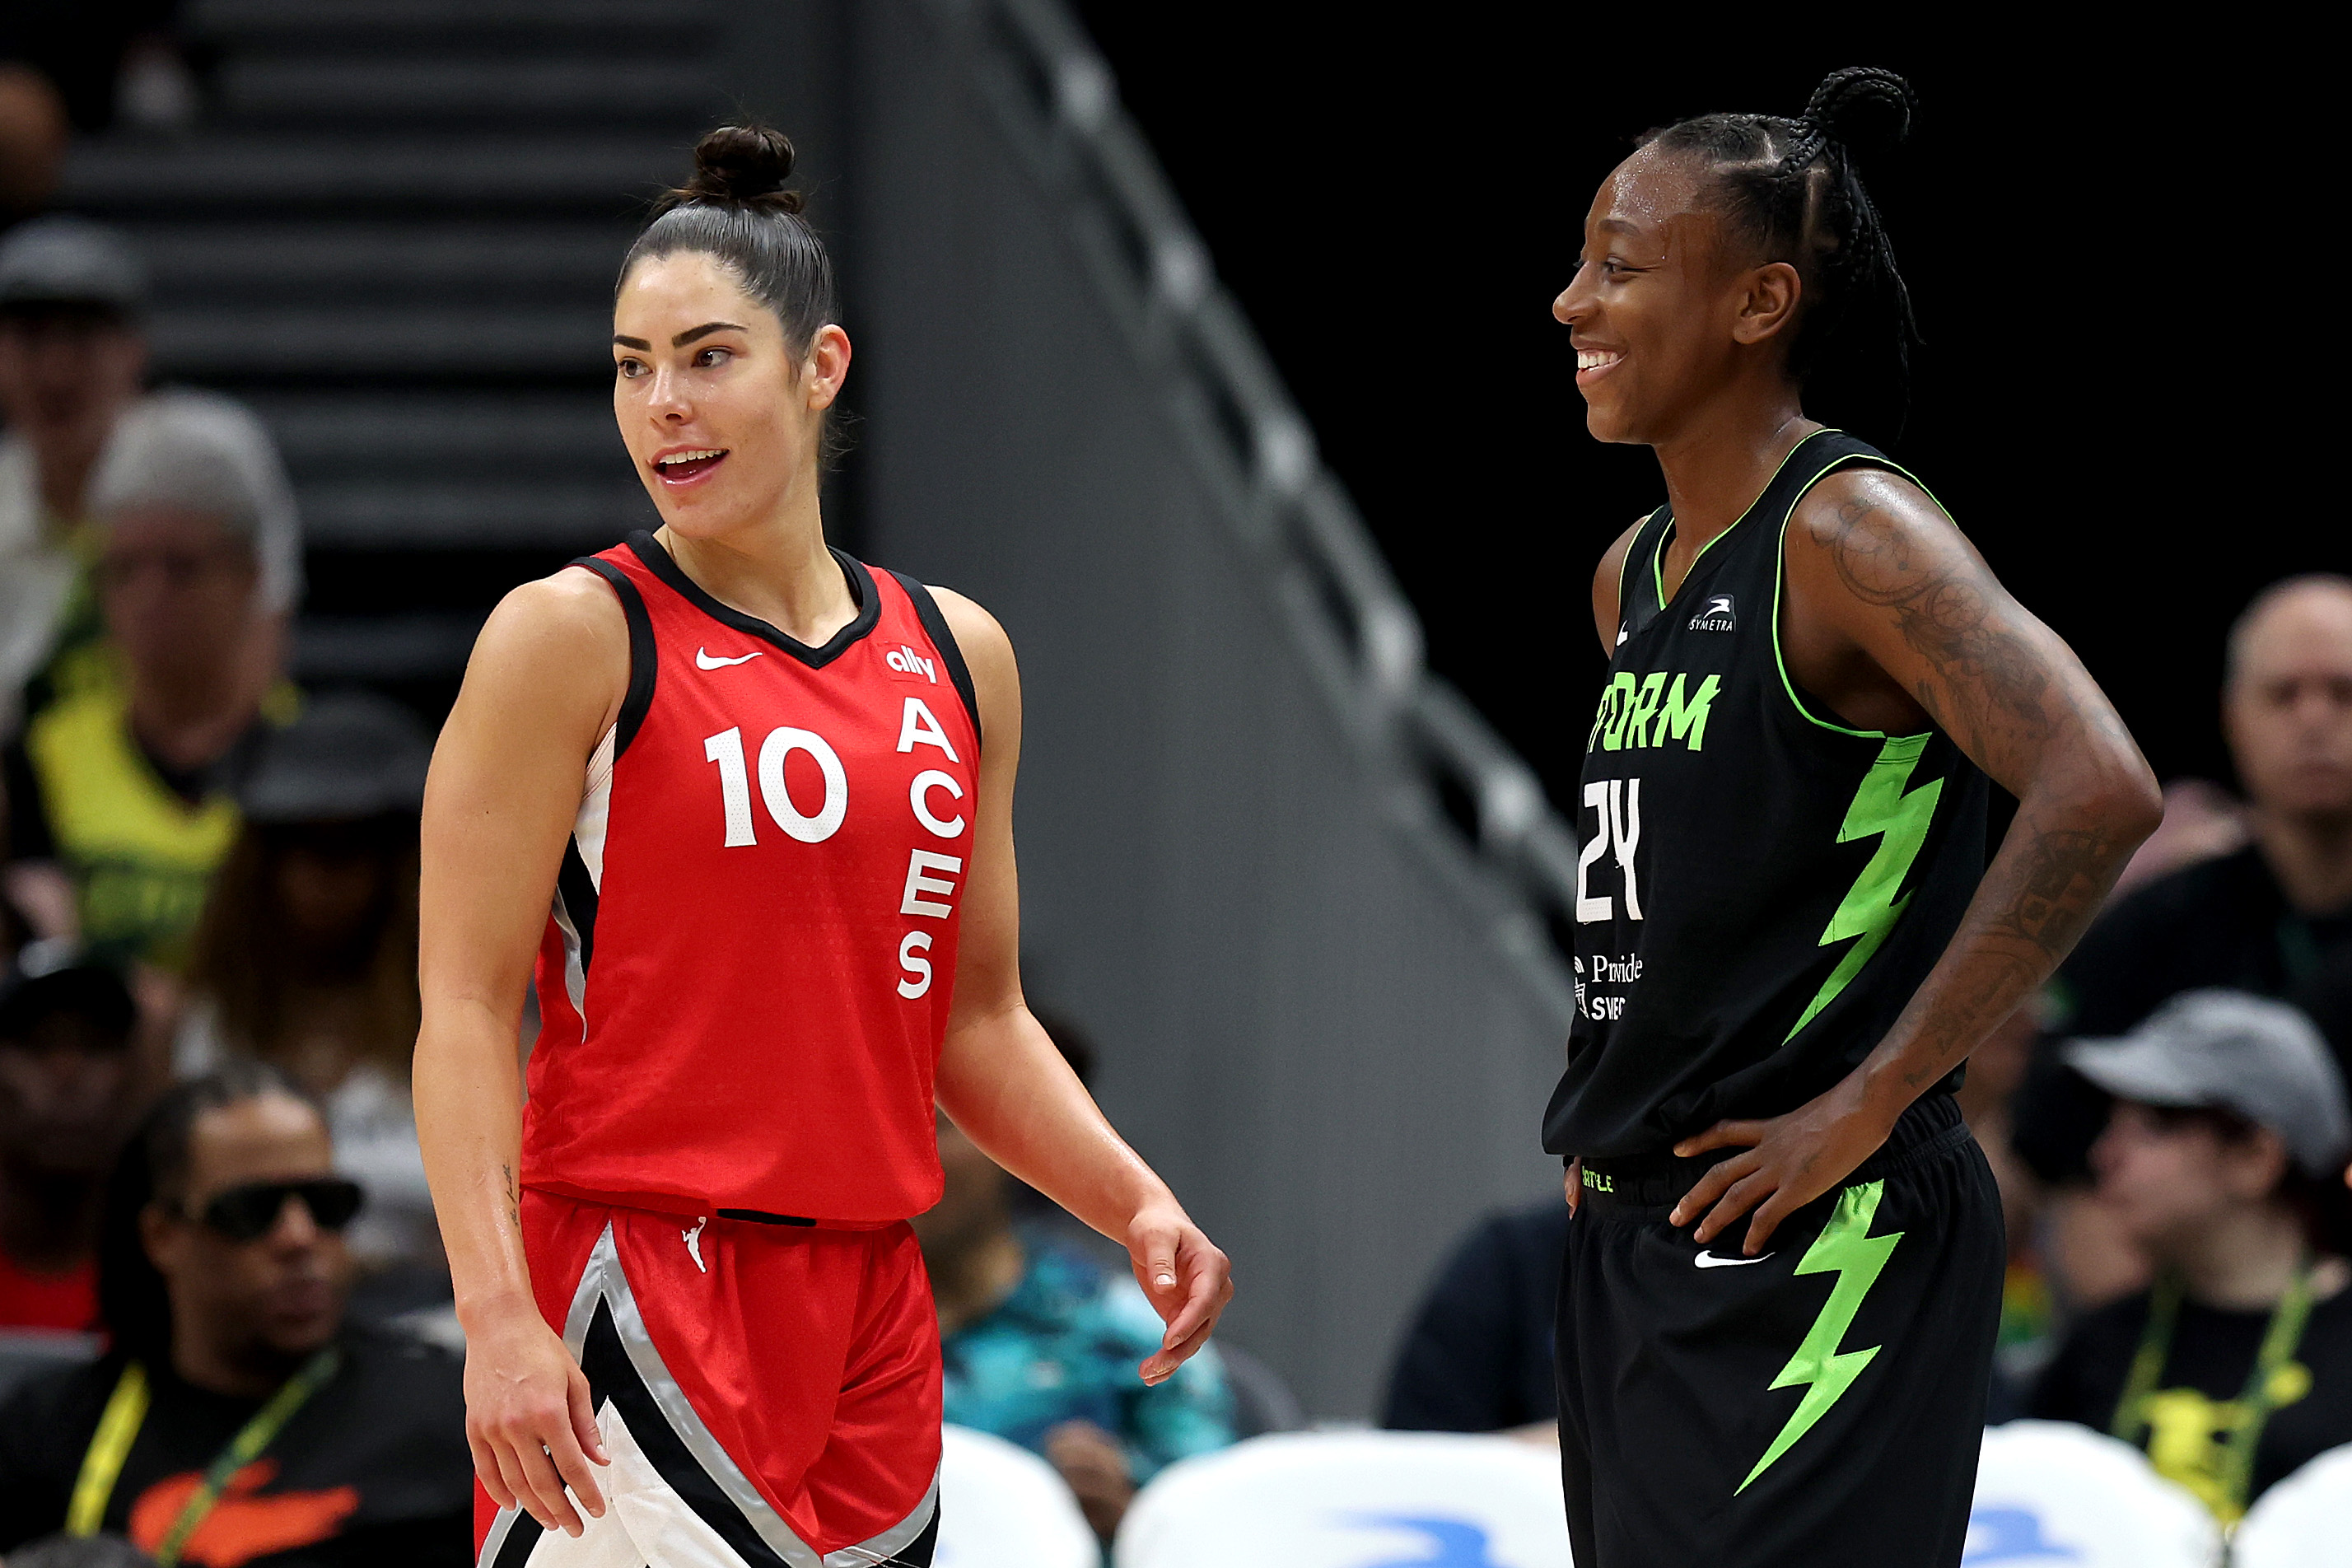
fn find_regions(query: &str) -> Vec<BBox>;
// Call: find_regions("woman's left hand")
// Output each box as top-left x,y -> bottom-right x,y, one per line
1668,1077 -> 1898,1254
1127,1202 -> 1233,1384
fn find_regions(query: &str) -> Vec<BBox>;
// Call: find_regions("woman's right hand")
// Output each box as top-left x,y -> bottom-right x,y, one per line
464,1304 -> 609,1537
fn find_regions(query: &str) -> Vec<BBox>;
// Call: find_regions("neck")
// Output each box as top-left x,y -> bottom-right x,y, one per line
0,1167 -> 104,1272
2169,1203 -> 2308,1311
2251,806 -> 2352,915
658,471 -> 851,646
928,1226 -> 1024,1337
170,1324 -> 308,1400
1650,380 -> 1815,558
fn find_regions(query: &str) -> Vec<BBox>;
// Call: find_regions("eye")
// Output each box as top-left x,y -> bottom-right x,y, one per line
615,357 -> 646,379
693,346 -> 732,368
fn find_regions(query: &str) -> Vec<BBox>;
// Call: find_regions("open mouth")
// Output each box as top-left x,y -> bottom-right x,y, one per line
1575,348 -> 1625,380
654,447 -> 729,484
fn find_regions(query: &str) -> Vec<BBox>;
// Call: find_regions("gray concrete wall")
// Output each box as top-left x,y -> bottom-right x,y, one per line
834,2 -> 1574,1421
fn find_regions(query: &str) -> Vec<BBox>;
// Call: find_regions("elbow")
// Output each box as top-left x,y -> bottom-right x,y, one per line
2073,749 -> 2165,853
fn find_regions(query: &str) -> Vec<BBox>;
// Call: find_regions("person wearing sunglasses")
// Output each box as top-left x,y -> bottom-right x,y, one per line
0,1062 -> 473,1565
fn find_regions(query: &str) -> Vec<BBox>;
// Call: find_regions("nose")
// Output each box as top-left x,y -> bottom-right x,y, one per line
647,364 -> 693,424
1554,262 -> 1595,326
268,1192 -> 323,1248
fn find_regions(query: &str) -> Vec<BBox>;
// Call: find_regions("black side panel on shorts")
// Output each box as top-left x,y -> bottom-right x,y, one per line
577,1300 -> 791,1567
570,556 -> 658,756
556,840 -> 599,973
888,570 -> 982,754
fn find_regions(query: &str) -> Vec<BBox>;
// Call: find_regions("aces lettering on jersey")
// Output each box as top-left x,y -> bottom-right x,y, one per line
698,694 -> 970,1002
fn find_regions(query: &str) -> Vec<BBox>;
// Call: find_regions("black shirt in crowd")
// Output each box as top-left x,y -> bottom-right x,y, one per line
2029,1278 -> 2352,1514
0,1324 -> 474,1566
2014,845 -> 2352,1182
1382,1201 -> 1567,1433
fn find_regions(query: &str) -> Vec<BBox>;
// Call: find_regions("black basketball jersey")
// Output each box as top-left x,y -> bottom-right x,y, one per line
1542,430 -> 1990,1160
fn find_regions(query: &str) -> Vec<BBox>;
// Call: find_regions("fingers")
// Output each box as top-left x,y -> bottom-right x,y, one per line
1673,1120 -> 1766,1159
1132,1220 -> 1181,1299
1668,1151 -> 1755,1229
1565,1158 -> 1581,1215
568,1365 -> 611,1471
1141,1314 -> 1219,1384
488,1440 -> 553,1533
1157,1248 -> 1231,1351
516,1437 -> 586,1538
1694,1168 -> 1777,1248
469,1431 -> 516,1510
1743,1191 -> 1799,1254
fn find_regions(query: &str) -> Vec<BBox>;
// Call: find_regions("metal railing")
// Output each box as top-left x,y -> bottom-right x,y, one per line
922,0 -> 1584,1011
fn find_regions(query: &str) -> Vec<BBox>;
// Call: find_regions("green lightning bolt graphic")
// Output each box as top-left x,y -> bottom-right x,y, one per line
1784,735 -> 1944,1043
1738,1180 -> 1904,1493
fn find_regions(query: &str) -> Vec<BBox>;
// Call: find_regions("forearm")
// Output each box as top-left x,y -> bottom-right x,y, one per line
414,1001 -> 536,1329
1852,777 -> 2157,1122
936,1002 -> 1174,1241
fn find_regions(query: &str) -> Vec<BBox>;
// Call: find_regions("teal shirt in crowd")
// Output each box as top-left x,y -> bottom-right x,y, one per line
940,1232 -> 1235,1482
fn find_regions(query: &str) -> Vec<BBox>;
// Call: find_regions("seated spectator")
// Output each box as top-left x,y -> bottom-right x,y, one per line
2,390 -> 301,973
0,1062 -> 472,1564
2028,992 -> 2352,1525
0,942 -> 138,1333
917,1026 -> 1234,1539
179,693 -> 438,1300
0,63 -> 67,222
0,216 -> 150,737
1381,1199 -> 1564,1439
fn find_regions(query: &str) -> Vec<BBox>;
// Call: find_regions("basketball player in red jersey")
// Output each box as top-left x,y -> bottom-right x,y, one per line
414,126 -> 1233,1567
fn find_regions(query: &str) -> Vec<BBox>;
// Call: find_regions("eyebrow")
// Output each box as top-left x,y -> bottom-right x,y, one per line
1597,218 -> 1643,236
609,322 -> 750,352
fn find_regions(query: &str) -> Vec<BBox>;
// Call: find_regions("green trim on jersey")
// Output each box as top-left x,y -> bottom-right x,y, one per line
1738,1180 -> 1905,1493
1766,449 -> 1948,740
1648,436 -> 1825,614
1785,734 -> 1946,1043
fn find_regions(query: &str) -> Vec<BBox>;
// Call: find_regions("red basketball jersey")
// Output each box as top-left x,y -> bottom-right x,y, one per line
523,532 -> 982,1223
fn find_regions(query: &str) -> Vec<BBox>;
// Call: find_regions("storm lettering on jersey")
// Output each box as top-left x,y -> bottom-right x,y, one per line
1587,670 -> 1720,754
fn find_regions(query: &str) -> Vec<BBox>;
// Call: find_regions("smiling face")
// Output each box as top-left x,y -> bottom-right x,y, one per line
1552,145 -> 1801,446
611,250 -> 851,541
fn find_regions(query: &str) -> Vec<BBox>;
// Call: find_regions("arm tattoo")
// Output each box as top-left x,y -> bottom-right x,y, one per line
502,1163 -> 520,1230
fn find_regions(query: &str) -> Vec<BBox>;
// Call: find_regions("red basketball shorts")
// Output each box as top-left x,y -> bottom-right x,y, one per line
474,1190 -> 942,1567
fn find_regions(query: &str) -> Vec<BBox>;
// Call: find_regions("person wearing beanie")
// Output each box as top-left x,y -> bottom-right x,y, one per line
2,390 -> 302,974
2028,990 -> 2352,1522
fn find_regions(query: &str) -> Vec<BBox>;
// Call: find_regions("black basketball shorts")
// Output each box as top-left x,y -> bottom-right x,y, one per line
1555,1094 -> 2003,1568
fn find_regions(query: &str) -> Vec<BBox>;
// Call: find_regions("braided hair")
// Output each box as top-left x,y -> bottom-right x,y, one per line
1643,68 -> 1920,438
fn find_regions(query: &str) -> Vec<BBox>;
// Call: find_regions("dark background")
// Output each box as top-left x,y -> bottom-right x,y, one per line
1069,14 -> 2333,806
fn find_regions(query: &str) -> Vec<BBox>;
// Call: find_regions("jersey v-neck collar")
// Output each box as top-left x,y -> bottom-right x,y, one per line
1649,429 -> 1836,610
625,530 -> 881,669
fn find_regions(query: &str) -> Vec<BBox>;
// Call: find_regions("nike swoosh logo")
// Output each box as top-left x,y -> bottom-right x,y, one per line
1615,623 -> 1629,646
696,648 -> 763,670
1695,1250 -> 1776,1269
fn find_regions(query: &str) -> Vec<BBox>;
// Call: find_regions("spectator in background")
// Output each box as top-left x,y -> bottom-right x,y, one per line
2028,992 -> 2352,1525
1381,1200 -> 1564,1439
2014,576 -> 2352,1304
2,390 -> 300,973
0,216 -> 151,735
180,693 -> 439,1301
0,63 -> 68,222
0,943 -> 139,1333
917,1016 -> 1234,1540
0,1062 -> 472,1564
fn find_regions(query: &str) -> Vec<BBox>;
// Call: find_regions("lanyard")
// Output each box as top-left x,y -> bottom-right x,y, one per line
2109,1263 -> 2314,1518
67,1346 -> 341,1566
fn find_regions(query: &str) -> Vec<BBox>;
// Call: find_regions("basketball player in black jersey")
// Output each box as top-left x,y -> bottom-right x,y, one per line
1542,69 -> 2163,1566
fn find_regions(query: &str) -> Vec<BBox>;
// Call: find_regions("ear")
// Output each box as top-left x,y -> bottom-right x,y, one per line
140,1202 -> 189,1279
2224,1127 -> 2293,1202
1731,260 -> 1803,348
805,324 -> 852,413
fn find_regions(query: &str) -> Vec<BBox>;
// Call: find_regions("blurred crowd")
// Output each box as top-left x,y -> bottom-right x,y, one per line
1383,571 -> 2352,1531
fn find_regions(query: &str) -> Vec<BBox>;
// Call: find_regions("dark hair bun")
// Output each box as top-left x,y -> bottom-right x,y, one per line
678,124 -> 804,215
1804,67 -> 1914,165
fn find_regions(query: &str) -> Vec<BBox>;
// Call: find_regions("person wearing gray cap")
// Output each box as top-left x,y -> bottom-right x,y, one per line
0,215 -> 150,736
2,390 -> 301,972
2028,989 -> 2352,1524
175,692 -> 446,1302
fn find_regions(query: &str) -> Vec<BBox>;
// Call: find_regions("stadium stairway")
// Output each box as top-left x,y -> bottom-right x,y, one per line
54,0 -> 737,714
